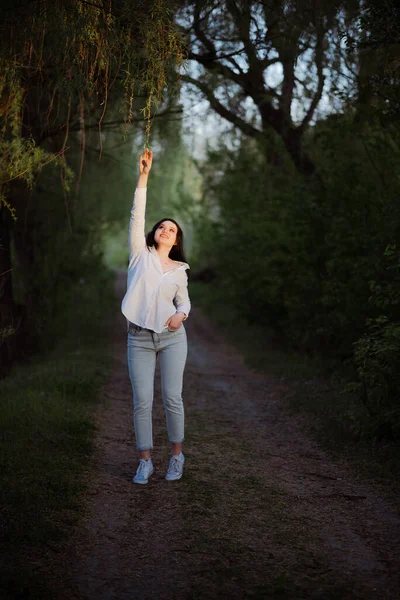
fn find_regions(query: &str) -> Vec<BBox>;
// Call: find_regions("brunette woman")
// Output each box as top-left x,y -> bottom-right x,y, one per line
121,150 -> 190,484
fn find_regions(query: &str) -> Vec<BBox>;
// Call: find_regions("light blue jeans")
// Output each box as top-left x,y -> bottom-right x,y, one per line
127,325 -> 187,451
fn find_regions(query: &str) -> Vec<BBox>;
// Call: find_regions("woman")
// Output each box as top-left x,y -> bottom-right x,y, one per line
121,149 -> 190,485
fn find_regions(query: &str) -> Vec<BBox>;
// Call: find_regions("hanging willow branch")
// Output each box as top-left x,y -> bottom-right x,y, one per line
0,0 -> 184,211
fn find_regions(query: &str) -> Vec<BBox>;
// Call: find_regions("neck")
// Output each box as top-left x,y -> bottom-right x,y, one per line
156,246 -> 172,261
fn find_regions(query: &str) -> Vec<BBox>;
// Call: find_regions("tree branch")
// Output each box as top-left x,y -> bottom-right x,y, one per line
280,51 -> 298,128
37,108 -> 183,143
182,74 -> 263,141
193,1 -> 217,57
298,22 -> 326,132
226,54 -> 245,75
188,50 -> 247,87
226,0 -> 258,68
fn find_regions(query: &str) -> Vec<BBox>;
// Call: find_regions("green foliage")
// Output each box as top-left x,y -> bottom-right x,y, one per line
102,120 -> 202,268
0,311 -> 114,597
10,131 -> 121,351
352,245 -> 400,439
192,114 -> 400,440
0,0 -> 185,373
0,0 -> 183,212
352,0 -> 400,127
306,115 -> 400,353
1,200 -> 116,590
0,136 -> 73,221
0,324 -> 15,340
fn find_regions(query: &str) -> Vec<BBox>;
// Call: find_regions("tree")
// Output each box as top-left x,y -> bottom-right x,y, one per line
0,0 -> 183,373
351,0 -> 400,128
180,0 -> 360,176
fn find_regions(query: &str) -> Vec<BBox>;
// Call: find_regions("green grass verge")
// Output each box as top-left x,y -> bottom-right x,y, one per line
189,281 -> 335,378
0,275 -> 117,599
190,281 -> 400,491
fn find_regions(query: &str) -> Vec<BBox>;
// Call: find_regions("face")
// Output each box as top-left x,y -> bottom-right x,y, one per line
154,220 -> 178,248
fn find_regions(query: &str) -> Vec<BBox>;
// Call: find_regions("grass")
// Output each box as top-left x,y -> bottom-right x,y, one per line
190,281 -> 400,493
0,274 -> 117,599
286,379 -> 400,488
189,282 -> 333,379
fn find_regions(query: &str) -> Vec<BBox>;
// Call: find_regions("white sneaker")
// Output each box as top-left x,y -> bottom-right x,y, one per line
133,458 -> 154,484
165,453 -> 185,481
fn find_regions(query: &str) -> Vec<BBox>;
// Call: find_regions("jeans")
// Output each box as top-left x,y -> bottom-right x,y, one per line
127,325 -> 187,451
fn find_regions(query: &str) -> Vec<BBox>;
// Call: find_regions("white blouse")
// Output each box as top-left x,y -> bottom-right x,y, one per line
121,187 -> 191,333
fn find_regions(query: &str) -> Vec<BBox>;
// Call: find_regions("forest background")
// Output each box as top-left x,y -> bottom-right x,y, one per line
1,1 -> 400,590
1,0 -> 400,450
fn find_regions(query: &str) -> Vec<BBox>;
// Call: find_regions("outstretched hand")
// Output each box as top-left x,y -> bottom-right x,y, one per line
139,149 -> 153,175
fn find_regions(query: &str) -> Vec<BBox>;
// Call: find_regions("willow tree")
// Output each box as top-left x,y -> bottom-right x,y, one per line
0,0 -> 183,372
179,0 -> 360,176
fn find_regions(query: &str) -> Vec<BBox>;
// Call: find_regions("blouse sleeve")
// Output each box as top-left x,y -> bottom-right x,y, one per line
173,272 -> 191,317
128,187 -> 147,262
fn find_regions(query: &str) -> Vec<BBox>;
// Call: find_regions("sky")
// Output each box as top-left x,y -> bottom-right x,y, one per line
178,43 -> 354,162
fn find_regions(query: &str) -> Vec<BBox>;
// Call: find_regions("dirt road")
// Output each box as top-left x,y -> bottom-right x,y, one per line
60,274 -> 400,599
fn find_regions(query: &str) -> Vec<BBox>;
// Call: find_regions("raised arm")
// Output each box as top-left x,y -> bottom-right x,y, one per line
128,149 -> 153,261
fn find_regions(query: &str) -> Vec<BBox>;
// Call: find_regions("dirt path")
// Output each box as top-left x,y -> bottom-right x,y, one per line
59,274 -> 400,599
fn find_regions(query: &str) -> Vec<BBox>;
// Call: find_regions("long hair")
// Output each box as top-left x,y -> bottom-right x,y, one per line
146,218 -> 187,263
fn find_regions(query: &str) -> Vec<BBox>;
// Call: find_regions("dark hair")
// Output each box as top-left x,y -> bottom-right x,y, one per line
146,218 -> 187,263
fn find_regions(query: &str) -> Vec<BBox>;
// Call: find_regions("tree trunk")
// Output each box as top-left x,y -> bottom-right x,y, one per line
0,206 -> 21,376
283,128 -> 316,177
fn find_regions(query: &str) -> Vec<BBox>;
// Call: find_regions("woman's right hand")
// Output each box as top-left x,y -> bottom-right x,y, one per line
139,149 -> 153,175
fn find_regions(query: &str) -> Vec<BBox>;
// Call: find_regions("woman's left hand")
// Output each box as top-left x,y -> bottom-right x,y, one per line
165,312 -> 185,331
139,148 -> 153,175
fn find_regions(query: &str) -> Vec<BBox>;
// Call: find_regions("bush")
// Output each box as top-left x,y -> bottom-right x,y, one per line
353,245 -> 400,439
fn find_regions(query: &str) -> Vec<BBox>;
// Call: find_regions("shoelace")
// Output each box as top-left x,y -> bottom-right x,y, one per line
169,457 -> 182,473
137,460 -> 149,475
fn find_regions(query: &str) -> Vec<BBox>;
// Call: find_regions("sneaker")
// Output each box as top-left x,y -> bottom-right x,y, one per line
165,453 -> 185,481
132,458 -> 154,484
